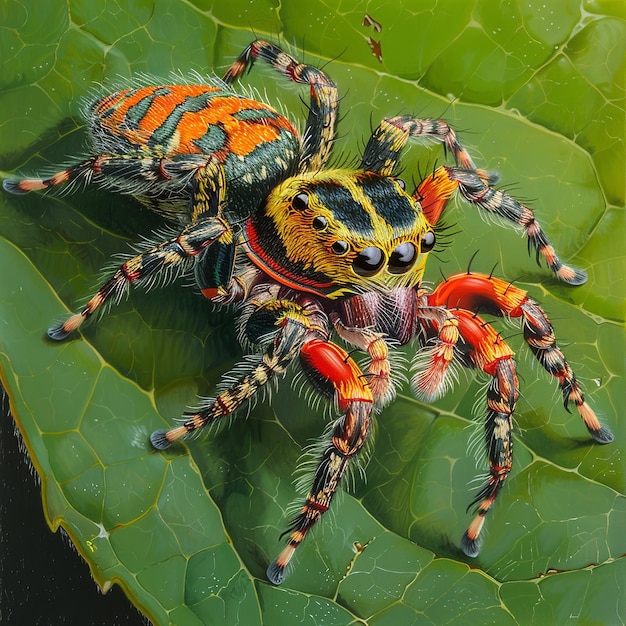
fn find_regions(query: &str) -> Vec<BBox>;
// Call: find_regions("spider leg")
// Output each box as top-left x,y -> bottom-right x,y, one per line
444,167 -> 587,285
2,152 -> 208,199
150,305 -> 317,449
332,318 -> 395,406
222,40 -> 339,172
411,309 -> 462,402
417,272 -> 612,555
267,338 -> 374,584
359,116 -> 587,286
417,305 -> 518,557
415,165 -> 587,285
413,165 -> 460,226
47,160 -> 234,340
3,157 -> 101,194
429,272 -> 613,444
360,115 -> 477,176
453,313 -> 517,558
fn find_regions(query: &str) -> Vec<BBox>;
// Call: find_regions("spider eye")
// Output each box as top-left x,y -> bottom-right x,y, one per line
396,178 -> 406,190
312,216 -> 327,230
353,246 -> 385,276
420,231 -> 436,252
332,240 -> 349,255
292,192 -> 309,211
388,242 -> 416,273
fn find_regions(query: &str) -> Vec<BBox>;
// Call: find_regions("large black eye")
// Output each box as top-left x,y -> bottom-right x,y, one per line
389,242 -> 416,273
292,192 -> 309,211
420,231 -> 436,252
353,246 -> 385,276
332,240 -> 349,255
312,216 -> 327,230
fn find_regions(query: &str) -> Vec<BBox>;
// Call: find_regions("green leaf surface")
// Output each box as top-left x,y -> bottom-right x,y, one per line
1,1 -> 624,625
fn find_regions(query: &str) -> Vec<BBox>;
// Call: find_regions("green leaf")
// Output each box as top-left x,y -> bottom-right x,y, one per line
1,1 -> 624,625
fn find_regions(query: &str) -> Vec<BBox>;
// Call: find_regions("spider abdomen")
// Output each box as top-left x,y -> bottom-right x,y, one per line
89,84 -> 301,218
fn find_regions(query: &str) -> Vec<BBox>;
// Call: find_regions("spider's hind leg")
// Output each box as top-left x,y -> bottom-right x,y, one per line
47,159 -> 234,340
3,157 -> 100,194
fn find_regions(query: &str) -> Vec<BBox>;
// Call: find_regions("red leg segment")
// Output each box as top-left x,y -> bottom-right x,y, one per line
267,338 -> 373,584
414,296 -> 518,555
423,272 -> 612,555
414,165 -> 461,226
445,309 -> 518,556
429,272 -> 613,444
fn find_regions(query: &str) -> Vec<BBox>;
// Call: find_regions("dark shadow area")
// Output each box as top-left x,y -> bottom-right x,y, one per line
0,387 -> 149,626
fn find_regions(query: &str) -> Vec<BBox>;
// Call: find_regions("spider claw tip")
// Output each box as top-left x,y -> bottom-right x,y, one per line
590,425 -> 614,445
3,178 -> 29,194
47,324 -> 72,341
557,265 -> 587,286
460,531 -> 481,558
266,560 -> 285,585
150,429 -> 173,450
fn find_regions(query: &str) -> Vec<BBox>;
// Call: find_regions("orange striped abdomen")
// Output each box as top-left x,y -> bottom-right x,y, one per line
89,84 -> 301,217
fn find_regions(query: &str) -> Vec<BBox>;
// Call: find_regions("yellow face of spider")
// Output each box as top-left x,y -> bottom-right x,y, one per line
245,169 -> 436,298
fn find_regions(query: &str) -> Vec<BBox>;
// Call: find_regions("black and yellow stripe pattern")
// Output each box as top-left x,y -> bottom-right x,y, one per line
246,169 -> 435,298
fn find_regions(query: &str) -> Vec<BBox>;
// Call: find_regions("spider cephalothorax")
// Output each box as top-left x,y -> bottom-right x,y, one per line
4,40 -> 613,586
246,170 -> 435,298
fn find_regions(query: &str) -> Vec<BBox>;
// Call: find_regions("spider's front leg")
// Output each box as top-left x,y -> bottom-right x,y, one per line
267,338 -> 374,585
361,114 -> 587,285
150,296 -> 322,448
429,272 -> 613,444
440,167 -> 588,285
45,159 -> 236,339
222,40 -> 339,172
415,272 -> 613,556
414,303 -> 519,557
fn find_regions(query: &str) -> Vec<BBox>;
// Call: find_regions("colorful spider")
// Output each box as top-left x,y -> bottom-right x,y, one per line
3,40 -> 613,585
